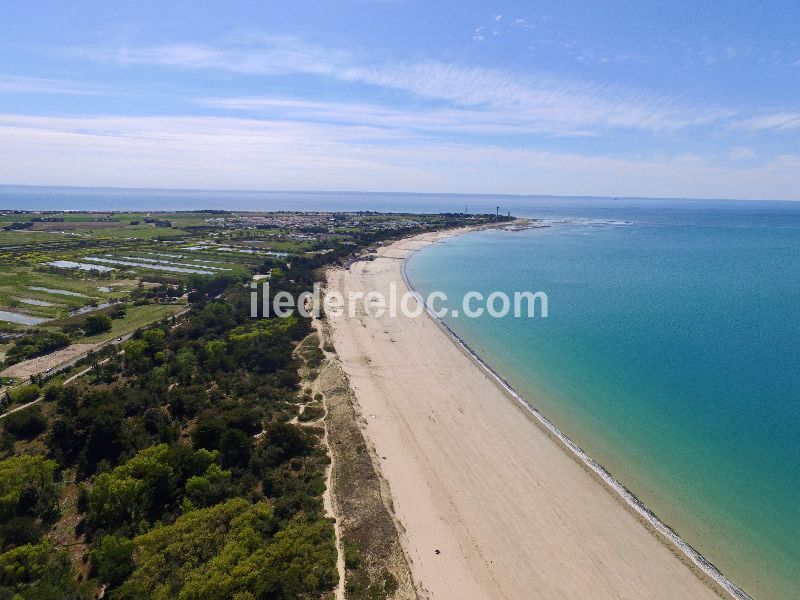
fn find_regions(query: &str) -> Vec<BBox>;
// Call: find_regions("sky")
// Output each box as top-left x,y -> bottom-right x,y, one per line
1,1 -> 800,199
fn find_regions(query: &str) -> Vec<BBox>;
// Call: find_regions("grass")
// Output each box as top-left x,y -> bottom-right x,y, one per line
0,267 -> 135,320
82,303 -> 186,343
82,227 -> 190,240
0,224 -> 189,246
0,212 -> 291,339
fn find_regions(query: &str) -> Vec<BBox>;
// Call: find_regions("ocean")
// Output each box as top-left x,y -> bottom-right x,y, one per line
3,185 -> 798,597
406,200 -> 800,600
0,185 -> 570,213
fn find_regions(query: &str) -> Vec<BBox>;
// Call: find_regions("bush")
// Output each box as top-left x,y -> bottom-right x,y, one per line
298,405 -> 325,422
3,406 -> 47,439
1,516 -> 43,548
0,540 -> 86,597
42,383 -> 62,402
304,345 -> 324,369
0,455 -> 59,522
83,314 -> 112,336
7,384 -> 40,405
76,484 -> 89,514
5,332 -> 70,365
343,540 -> 362,570
89,535 -> 134,587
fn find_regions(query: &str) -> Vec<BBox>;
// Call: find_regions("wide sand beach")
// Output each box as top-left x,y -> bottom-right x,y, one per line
327,229 -> 733,599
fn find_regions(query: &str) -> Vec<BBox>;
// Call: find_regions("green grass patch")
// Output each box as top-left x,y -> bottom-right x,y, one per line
81,303 -> 185,343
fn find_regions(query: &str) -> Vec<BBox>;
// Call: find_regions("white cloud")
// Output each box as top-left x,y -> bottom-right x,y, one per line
69,36 -> 349,77
340,62 -> 732,132
735,113 -> 800,131
0,113 -> 798,199
0,75 -> 113,96
197,95 -> 597,137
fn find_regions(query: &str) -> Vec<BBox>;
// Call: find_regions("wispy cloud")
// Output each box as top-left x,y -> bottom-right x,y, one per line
197,95 -> 596,137
67,35 -> 733,135
0,75 -> 114,96
68,35 -> 349,77
340,62 -> 732,132
735,112 -> 800,131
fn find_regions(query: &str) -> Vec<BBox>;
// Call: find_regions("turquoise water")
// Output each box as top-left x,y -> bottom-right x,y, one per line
406,202 -> 800,600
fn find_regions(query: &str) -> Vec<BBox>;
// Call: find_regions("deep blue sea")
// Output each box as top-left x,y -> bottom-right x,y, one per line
3,185 -> 798,598
406,201 -> 800,600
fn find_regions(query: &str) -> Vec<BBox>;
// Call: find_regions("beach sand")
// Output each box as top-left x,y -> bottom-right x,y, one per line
326,230 -> 724,600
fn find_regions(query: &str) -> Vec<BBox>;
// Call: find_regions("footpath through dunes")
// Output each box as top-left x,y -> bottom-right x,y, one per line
326,231 -> 725,600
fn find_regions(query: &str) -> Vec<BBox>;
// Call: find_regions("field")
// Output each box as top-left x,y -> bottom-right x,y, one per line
0,211 -> 260,382
0,209 -> 502,388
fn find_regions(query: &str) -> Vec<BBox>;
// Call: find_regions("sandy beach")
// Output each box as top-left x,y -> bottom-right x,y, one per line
326,229 -> 726,600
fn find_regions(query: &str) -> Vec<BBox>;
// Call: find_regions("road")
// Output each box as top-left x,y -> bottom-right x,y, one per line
1,305 -> 190,418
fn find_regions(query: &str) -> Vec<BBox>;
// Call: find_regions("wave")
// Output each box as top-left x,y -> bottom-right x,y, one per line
536,217 -> 635,227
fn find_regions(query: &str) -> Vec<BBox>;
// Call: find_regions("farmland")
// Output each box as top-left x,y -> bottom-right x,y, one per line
0,209 -> 499,380
0,211 -> 260,374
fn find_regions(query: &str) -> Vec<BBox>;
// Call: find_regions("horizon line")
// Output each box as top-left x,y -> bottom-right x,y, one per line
1,182 -> 799,204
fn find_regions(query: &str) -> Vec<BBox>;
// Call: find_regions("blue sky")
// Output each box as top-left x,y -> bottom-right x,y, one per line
2,1 -> 800,199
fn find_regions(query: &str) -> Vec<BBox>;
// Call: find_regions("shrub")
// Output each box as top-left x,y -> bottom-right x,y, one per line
42,383 -> 62,402
298,405 -> 325,422
83,314 -> 112,336
343,540 -> 362,570
5,332 -> 69,365
1,516 -> 43,548
0,540 -> 86,597
3,406 -> 47,439
305,345 -> 324,369
0,455 -> 59,522
89,534 -> 134,587
7,384 -> 40,405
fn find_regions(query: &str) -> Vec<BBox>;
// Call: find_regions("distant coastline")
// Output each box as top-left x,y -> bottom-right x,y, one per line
2,183 -> 799,214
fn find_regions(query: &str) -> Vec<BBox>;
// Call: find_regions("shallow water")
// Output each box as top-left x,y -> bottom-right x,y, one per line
0,310 -> 47,325
29,286 -> 89,297
46,260 -> 114,272
16,298 -> 55,307
83,256 -> 214,275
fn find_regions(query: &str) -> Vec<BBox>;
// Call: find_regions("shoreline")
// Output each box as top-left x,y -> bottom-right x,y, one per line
400,227 -> 750,600
327,227 -> 736,599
